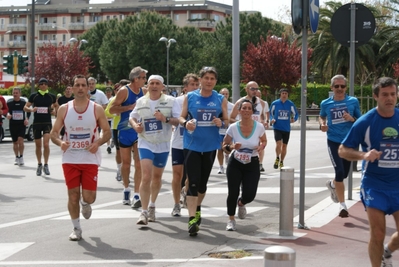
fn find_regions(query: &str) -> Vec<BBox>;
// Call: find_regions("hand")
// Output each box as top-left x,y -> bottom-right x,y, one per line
186,119 -> 196,131
134,122 -> 143,133
342,111 -> 354,122
60,141 -> 70,152
6,113 -> 11,120
154,110 -> 165,122
364,149 -> 382,162
233,142 -> 242,150
320,124 -> 328,132
32,107 -> 38,112
270,119 -> 276,126
24,119 -> 28,126
86,142 -> 100,154
212,116 -> 222,127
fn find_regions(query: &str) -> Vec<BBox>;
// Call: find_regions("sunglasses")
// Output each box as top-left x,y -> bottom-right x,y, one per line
39,83 -> 47,86
333,84 -> 346,89
249,87 -> 259,91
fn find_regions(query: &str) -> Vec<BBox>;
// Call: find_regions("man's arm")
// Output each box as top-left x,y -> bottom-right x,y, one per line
229,101 -> 240,123
50,105 -> 69,151
339,144 -> 381,162
109,87 -> 135,114
24,101 -> 37,113
95,104 -> 111,147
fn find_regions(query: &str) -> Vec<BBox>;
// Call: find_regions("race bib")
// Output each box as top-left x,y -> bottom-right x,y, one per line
219,128 -> 227,135
12,110 -> 23,120
144,118 -> 163,135
70,133 -> 91,150
197,109 -> 217,127
37,107 -> 48,114
234,148 -> 253,164
330,106 -> 348,124
179,126 -> 184,136
379,142 -> 399,168
277,110 -> 289,120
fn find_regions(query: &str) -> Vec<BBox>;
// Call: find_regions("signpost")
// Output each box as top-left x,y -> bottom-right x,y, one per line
309,0 -> 319,34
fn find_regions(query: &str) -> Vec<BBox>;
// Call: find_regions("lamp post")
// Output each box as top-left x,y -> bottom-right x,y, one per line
51,23 -> 70,34
69,37 -> 88,48
159,37 -> 176,91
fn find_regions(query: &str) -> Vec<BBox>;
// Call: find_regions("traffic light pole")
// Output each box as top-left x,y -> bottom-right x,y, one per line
13,50 -> 17,86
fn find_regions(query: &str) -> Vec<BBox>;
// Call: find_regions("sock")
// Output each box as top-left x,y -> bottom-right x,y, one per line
20,155 -> 23,158
142,210 -> 148,214
276,157 -> 280,160
133,192 -> 139,197
330,181 -> 336,189
340,202 -> 347,209
196,206 -> 201,212
72,218 -> 81,229
80,199 -> 88,206
124,187 -> 130,192
38,163 -> 42,166
260,164 -> 263,167
117,163 -> 121,171
384,244 -> 392,258
149,202 -> 155,208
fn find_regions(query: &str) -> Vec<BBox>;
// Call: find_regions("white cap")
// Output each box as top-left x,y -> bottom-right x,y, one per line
148,75 -> 164,84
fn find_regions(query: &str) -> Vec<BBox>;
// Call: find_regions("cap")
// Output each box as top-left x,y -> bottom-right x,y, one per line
147,75 -> 164,84
279,88 -> 289,94
38,78 -> 48,84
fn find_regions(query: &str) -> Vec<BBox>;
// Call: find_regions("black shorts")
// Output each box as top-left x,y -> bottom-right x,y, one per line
10,124 -> 26,142
33,123 -> 52,139
112,129 -> 120,150
274,129 -> 290,144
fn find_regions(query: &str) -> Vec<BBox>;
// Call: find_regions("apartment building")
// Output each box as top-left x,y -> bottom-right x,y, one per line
0,0 -> 232,58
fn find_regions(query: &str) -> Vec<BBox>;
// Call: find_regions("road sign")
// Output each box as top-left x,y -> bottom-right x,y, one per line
331,3 -> 376,47
309,0 -> 320,33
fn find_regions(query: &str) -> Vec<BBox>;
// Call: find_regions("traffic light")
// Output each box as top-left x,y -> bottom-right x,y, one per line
3,55 -> 13,74
18,55 -> 29,75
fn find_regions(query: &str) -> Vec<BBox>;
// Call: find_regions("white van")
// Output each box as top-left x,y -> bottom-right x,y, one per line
1,95 -> 34,141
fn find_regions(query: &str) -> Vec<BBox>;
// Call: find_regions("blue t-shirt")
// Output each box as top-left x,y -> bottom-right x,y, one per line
269,99 -> 298,132
117,86 -> 144,131
320,95 -> 361,143
342,108 -> 399,191
183,89 -> 223,152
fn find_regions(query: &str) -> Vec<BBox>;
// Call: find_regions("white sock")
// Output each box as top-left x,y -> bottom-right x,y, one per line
340,202 -> 347,209
124,187 -> 131,192
330,181 -> 336,189
72,218 -> 81,229
133,192 -> 139,198
117,163 -> 121,171
149,202 -> 155,208
80,199 -> 88,206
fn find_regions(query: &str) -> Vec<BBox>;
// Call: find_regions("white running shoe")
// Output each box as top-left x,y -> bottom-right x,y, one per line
19,157 -> 24,166
69,228 -> 82,241
137,212 -> 148,225
226,220 -> 236,231
81,203 -> 92,219
382,255 -> 393,267
171,203 -> 181,216
14,157 -> 19,165
238,203 -> 247,219
122,190 -> 131,205
180,187 -> 187,208
217,166 -> 224,174
148,206 -> 156,222
131,195 -> 141,209
326,180 -> 339,203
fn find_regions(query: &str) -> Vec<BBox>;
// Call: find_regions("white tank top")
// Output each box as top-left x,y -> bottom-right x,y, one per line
62,100 -> 101,165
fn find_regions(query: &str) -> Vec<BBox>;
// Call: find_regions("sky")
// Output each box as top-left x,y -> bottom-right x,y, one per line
0,0 -> 338,23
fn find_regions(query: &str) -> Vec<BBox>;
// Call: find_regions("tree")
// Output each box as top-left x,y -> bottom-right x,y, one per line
241,35 -> 312,96
33,42 -> 92,93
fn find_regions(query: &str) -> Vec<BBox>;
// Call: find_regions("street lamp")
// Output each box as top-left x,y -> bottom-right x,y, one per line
69,38 -> 88,48
51,23 -> 70,34
159,37 -> 176,91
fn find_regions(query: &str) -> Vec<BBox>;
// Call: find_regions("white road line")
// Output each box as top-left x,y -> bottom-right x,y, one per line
0,243 -> 34,261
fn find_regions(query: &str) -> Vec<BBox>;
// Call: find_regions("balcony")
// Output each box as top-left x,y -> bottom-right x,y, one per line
36,40 -> 57,47
7,24 -> 27,31
86,21 -> 99,29
69,22 -> 85,31
187,20 -> 215,29
37,23 -> 54,31
8,40 -> 27,48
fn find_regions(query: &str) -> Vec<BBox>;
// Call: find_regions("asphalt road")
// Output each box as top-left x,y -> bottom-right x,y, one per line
0,128 -> 362,266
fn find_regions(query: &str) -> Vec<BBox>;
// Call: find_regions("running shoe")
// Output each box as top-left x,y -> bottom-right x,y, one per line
148,206 -> 156,222
107,146 -> 111,154
110,140 -> 115,148
217,166 -> 224,174
137,212 -> 148,225
279,161 -> 284,169
338,204 -> 349,218
19,157 -> 24,166
69,228 -> 82,241
195,211 -> 201,226
115,171 -> 122,182
382,255 -> 393,267
43,164 -> 50,175
171,203 -> 181,217
122,190 -> 131,205
81,203 -> 92,219
273,158 -> 279,169
14,157 -> 19,165
226,220 -> 236,231
180,187 -> 187,208
188,217 -> 199,236
238,203 -> 247,219
326,180 -> 339,203
36,164 -> 43,176
131,195 -> 141,209
259,164 -> 265,172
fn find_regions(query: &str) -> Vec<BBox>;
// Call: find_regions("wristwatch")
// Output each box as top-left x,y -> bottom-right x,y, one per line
165,117 -> 170,123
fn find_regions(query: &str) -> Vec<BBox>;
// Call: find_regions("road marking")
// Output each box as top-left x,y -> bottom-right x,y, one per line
206,187 -> 326,194
0,256 -> 264,265
0,243 -> 34,261
52,207 -> 268,220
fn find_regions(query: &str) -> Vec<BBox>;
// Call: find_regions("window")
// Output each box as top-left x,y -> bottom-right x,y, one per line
52,35 -> 56,40
13,18 -> 17,24
106,16 -> 110,20
63,34 -> 66,42
174,14 -> 179,21
190,13 -> 202,19
214,15 -> 220,21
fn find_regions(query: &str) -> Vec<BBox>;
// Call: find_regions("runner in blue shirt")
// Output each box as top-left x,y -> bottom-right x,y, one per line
269,88 -> 298,169
339,77 -> 399,267
320,75 -> 361,218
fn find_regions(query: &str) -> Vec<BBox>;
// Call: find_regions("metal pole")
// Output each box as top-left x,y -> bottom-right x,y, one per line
264,246 -> 296,267
298,0 -> 309,229
166,44 -> 169,91
347,1 -> 356,200
231,0 -> 240,103
280,167 -> 294,237
30,0 -> 35,94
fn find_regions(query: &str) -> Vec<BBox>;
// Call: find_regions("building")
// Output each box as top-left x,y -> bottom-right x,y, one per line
0,0 -> 232,59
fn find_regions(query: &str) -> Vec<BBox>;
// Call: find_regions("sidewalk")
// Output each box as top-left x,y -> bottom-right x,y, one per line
291,117 -> 320,130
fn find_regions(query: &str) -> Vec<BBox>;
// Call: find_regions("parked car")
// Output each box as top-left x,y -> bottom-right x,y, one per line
1,95 -> 34,141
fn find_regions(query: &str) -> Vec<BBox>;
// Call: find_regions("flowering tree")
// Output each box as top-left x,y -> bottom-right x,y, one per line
29,42 -> 93,93
241,35 -> 312,96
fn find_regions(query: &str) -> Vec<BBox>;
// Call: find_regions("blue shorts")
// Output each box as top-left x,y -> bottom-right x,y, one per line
361,187 -> 399,215
138,148 -> 169,168
118,128 -> 138,148
171,148 -> 184,165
